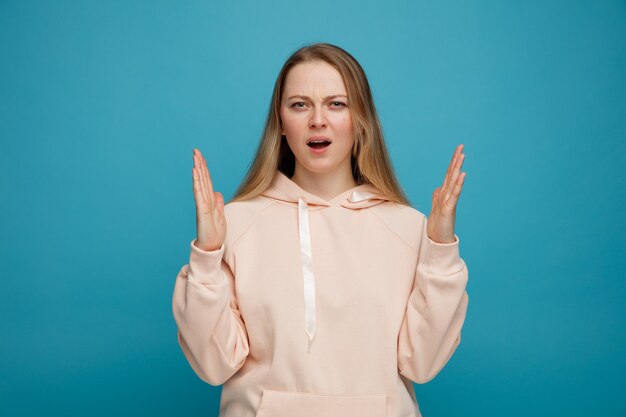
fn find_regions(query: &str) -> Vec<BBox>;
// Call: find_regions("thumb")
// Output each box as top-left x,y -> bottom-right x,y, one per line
432,187 -> 440,205
214,191 -> 225,218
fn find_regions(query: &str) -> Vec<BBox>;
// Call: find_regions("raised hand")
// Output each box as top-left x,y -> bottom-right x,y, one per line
427,144 -> 466,244
192,148 -> 227,252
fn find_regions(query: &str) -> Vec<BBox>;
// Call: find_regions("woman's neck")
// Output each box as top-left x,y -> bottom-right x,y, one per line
290,164 -> 357,201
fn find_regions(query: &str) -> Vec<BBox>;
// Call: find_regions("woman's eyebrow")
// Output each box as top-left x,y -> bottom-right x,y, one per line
287,94 -> 348,100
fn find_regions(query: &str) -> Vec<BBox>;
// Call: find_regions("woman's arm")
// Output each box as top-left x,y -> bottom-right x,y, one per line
397,216 -> 469,383
172,239 -> 250,386
397,143 -> 469,382
172,148 -> 249,385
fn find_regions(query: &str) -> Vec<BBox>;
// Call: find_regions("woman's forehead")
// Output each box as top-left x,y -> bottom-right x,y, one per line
283,61 -> 347,98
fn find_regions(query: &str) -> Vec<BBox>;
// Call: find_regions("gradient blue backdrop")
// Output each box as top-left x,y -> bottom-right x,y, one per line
1,1 -> 625,416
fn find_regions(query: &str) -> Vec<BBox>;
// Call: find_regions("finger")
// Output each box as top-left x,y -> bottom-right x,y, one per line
200,151 -> 216,206
192,166 -> 206,206
432,187 -> 440,211
193,152 -> 209,205
203,154 -> 215,195
441,149 -> 459,201
442,146 -> 464,202
214,191 -> 225,218
192,151 -> 200,196
432,187 -> 440,203
441,144 -> 462,196
197,150 -> 213,207
441,149 -> 457,189
444,152 -> 465,204
194,152 -> 210,206
446,171 -> 466,209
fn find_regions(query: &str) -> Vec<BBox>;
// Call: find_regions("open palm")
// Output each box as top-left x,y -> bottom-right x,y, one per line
192,148 -> 227,251
427,144 -> 466,244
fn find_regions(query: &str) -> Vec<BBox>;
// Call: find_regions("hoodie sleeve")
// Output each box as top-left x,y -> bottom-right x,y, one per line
397,215 -> 469,384
172,239 -> 250,386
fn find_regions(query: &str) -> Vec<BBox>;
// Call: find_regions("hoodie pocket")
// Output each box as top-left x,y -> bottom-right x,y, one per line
254,388 -> 387,417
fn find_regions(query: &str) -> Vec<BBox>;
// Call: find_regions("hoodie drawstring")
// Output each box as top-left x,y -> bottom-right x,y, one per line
260,172 -> 386,354
298,197 -> 316,353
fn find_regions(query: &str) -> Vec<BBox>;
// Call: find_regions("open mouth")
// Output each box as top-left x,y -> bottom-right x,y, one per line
307,140 -> 332,149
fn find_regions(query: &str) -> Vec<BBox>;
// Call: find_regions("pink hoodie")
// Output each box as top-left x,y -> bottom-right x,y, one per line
172,169 -> 469,417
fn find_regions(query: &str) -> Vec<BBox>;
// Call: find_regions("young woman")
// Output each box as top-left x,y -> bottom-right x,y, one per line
172,43 -> 468,417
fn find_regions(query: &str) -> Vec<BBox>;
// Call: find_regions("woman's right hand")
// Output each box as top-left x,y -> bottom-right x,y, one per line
192,148 -> 226,252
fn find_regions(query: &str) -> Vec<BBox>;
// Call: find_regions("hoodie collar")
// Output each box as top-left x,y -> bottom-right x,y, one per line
261,170 -> 390,210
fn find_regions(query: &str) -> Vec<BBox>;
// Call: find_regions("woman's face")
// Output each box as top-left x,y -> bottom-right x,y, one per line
280,60 -> 354,177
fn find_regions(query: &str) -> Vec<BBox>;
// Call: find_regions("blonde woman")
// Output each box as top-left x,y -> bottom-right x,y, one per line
172,43 -> 468,417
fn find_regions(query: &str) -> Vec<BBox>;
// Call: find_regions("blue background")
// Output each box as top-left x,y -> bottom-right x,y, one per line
1,0 -> 625,416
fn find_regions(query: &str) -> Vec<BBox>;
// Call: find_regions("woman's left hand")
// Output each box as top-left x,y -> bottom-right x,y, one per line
427,144 -> 466,244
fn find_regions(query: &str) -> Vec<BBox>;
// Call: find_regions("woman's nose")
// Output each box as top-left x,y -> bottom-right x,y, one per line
309,106 -> 326,128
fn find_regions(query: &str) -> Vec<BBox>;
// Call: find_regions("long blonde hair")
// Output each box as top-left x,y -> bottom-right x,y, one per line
230,43 -> 411,206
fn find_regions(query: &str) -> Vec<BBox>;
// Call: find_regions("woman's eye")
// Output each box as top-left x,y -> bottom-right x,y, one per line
331,101 -> 347,108
291,102 -> 306,109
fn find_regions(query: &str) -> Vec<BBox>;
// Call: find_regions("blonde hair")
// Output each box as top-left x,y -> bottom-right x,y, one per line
230,43 -> 411,206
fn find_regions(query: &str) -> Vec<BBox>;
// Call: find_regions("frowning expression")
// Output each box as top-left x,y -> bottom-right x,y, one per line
280,60 -> 354,175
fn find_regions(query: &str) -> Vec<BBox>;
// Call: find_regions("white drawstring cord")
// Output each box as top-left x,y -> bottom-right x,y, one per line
298,197 -> 316,353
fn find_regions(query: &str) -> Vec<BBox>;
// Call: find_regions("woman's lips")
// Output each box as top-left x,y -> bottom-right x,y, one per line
306,136 -> 332,154
307,141 -> 331,154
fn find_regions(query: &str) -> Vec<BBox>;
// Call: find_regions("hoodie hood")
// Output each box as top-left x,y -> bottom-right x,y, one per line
261,170 -> 390,209
261,170 -> 392,353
